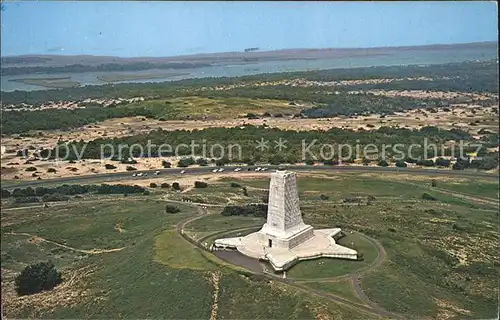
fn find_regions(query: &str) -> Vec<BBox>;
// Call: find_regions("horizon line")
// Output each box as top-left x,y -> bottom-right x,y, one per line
2,40 -> 497,60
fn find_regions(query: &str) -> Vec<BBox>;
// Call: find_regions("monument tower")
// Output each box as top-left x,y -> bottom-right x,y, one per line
258,171 -> 314,249
213,171 -> 358,271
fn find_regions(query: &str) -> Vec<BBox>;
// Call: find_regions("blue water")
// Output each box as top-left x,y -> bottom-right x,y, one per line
1,47 -> 497,92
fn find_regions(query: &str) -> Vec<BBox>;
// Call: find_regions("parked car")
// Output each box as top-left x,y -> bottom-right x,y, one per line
180,170 -> 186,174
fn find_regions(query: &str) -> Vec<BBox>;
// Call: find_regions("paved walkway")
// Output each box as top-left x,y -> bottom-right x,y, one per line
177,205 -> 401,319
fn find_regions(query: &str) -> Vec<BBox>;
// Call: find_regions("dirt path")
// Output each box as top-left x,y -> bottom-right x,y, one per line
175,204 -> 400,318
4,232 -> 125,254
209,271 -> 221,320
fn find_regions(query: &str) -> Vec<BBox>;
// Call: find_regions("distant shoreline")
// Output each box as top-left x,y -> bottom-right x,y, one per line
97,72 -> 190,83
2,40 -> 496,61
8,77 -> 79,89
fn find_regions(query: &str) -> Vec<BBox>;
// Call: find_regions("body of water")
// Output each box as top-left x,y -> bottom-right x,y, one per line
1,47 -> 497,92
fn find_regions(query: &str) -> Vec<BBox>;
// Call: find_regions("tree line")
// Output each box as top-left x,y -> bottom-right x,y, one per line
43,125 -> 498,170
1,184 -> 147,203
2,60 -> 496,106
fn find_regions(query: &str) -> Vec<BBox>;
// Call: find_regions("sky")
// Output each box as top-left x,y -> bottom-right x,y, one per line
1,1 -> 498,57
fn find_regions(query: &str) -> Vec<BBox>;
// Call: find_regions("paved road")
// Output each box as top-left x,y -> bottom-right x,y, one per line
3,165 -> 496,189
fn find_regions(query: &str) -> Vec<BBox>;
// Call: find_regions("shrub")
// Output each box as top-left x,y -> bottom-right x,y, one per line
196,158 -> 209,166
230,182 -> 242,188
452,158 -> 468,170
14,196 -> 40,204
422,192 -> 437,201
96,184 -> 145,194
305,159 -> 315,165
323,159 -> 339,166
172,182 -> 181,191
377,159 -> 389,167
126,166 -> 137,171
165,205 -> 181,213
194,181 -> 208,188
42,193 -> 70,202
435,157 -> 451,167
120,158 -> 137,164
25,167 -> 37,172
162,160 -> 172,168
395,160 -> 407,168
47,168 -> 57,173
104,164 -> 117,170
221,204 -> 268,218
319,194 -> 330,200
149,183 -> 157,188
1,189 -> 11,198
431,179 -> 437,187
160,182 -> 170,189
15,262 -> 62,296
178,157 -> 195,168
416,159 -> 435,167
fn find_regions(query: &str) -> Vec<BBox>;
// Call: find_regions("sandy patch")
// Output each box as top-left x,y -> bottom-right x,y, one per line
435,299 -> 471,319
1,103 -> 497,156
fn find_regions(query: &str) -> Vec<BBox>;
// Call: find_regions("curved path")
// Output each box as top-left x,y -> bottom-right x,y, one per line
4,232 -> 125,254
3,164 -> 496,189
176,207 -> 401,318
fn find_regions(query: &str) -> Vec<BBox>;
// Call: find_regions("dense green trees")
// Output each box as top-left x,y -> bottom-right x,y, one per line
15,262 -> 62,296
1,184 -> 147,202
2,60 -> 497,134
165,205 -> 181,214
52,125 -> 491,168
220,204 -> 268,218
194,181 -> 208,188
172,182 -> 181,191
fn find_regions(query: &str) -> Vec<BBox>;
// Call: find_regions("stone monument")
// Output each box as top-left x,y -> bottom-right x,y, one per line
213,171 -> 358,271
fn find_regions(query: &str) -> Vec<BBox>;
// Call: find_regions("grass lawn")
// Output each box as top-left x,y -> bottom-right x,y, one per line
154,229 -> 217,270
185,214 -> 265,233
303,278 -> 366,305
126,96 -> 298,120
2,172 -> 498,319
1,192 -> 371,319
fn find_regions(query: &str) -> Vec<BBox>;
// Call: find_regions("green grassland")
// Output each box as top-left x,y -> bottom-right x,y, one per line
181,173 -> 499,318
126,96 -> 303,120
1,172 -> 498,319
1,191 -> 372,319
287,233 -> 379,279
304,279 -> 366,305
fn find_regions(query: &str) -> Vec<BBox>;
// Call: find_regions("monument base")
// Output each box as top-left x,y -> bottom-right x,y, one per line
213,228 -> 358,271
257,223 -> 314,249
